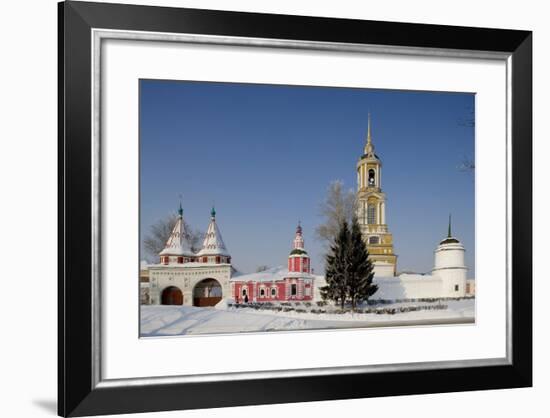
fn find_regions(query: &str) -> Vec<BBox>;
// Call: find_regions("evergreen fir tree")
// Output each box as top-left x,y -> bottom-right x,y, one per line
347,216 -> 378,310
320,220 -> 350,310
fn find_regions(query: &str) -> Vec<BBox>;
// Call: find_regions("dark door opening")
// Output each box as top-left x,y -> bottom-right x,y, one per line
193,278 -> 222,307
161,286 -> 183,305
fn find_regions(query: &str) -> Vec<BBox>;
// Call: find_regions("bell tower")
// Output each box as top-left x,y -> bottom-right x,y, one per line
356,114 -> 397,277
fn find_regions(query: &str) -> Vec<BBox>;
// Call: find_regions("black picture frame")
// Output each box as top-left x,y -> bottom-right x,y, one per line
58,1 -> 532,416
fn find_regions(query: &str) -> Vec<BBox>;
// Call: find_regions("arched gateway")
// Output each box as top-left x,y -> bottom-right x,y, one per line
193,278 -> 222,307
161,286 -> 183,305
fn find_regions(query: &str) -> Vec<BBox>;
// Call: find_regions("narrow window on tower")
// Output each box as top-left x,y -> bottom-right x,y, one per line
367,204 -> 376,224
368,169 -> 376,186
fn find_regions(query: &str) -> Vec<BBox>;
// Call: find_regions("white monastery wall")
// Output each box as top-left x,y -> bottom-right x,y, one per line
372,275 -> 443,300
312,271 -> 469,303
372,263 -> 396,278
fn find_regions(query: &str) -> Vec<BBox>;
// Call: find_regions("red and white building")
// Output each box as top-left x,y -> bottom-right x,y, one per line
230,223 -> 316,303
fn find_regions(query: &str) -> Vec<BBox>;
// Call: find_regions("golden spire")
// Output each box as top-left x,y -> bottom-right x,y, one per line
367,112 -> 372,145
364,112 -> 375,155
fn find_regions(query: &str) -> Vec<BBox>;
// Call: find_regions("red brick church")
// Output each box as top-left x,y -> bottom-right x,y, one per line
230,223 -> 316,303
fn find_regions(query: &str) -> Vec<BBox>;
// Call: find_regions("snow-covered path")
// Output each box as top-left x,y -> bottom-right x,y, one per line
140,300 -> 474,336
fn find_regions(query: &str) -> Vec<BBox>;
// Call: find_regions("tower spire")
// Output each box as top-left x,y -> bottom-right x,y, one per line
439,213 -> 460,245
367,112 -> 372,145
364,112 -> 375,156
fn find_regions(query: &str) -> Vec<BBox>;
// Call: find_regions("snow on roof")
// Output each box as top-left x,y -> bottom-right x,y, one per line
197,211 -> 230,257
149,262 -> 231,269
159,214 -> 194,257
230,266 -> 317,283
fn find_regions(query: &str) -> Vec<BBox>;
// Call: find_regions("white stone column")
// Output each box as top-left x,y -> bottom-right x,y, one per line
150,287 -> 160,305
381,201 -> 386,224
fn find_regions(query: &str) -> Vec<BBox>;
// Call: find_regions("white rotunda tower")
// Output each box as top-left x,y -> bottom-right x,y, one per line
432,215 -> 468,297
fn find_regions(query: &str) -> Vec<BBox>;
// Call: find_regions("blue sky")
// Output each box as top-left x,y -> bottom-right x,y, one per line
140,80 -> 475,276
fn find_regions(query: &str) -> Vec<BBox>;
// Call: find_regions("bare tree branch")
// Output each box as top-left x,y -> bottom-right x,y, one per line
457,156 -> 475,173
316,180 -> 357,245
457,105 -> 475,174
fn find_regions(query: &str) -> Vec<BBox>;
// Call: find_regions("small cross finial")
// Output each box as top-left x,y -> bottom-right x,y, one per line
296,220 -> 302,234
178,194 -> 183,217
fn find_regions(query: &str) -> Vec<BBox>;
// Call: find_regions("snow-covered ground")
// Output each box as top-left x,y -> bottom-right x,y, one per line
140,299 -> 474,336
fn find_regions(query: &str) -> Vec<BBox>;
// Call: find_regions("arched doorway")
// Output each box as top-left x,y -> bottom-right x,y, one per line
193,278 -> 222,307
161,286 -> 183,305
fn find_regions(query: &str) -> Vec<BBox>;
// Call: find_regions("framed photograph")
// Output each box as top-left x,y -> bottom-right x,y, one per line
58,1 -> 532,416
